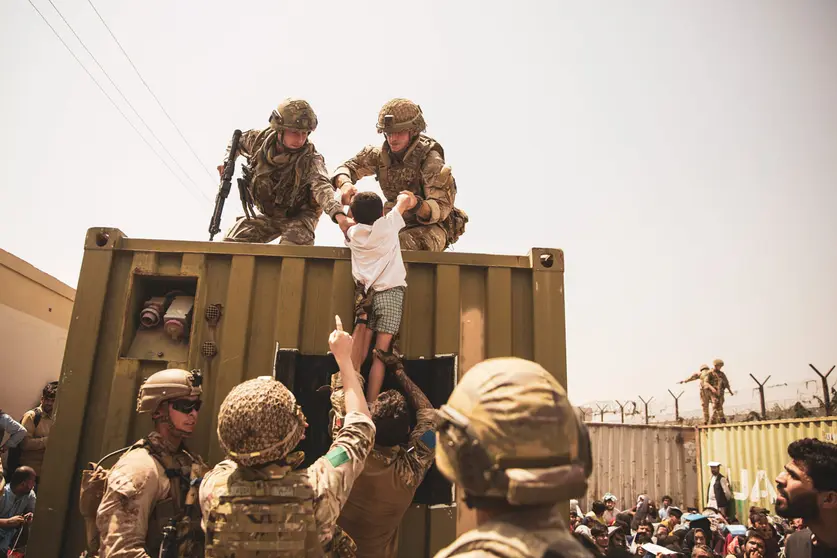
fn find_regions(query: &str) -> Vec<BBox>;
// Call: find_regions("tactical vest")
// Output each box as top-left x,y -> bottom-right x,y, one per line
377,135 -> 468,247
434,518 -> 592,558
248,129 -> 320,218
204,466 -> 323,558
376,134 -> 445,201
145,443 -> 205,558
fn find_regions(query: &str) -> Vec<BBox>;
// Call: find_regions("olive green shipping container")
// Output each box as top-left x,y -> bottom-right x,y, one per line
697,417 -> 837,520
30,227 -> 568,558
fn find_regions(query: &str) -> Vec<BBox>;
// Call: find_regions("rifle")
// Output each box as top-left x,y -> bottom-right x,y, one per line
159,518 -> 178,558
208,129 -> 242,240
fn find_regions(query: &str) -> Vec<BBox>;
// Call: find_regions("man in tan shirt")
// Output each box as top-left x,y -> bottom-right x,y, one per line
19,381 -> 57,485
337,360 -> 438,558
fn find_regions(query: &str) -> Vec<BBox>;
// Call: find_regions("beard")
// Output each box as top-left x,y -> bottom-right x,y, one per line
775,490 -> 819,520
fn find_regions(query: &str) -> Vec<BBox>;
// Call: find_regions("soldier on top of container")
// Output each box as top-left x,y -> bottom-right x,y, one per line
710,358 -> 734,424
95,369 -> 207,558
331,98 -> 468,252
199,316 -> 375,557
679,364 -> 718,425
433,357 -> 594,558
218,99 -> 353,245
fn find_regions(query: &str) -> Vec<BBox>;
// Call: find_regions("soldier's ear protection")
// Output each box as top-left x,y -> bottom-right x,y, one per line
437,403 -> 594,502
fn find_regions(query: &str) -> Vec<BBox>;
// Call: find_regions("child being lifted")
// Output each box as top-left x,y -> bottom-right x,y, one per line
345,189 -> 417,402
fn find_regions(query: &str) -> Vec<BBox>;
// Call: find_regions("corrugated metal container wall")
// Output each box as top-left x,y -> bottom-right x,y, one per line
697,418 -> 837,520
584,423 -> 698,512
30,228 -> 567,558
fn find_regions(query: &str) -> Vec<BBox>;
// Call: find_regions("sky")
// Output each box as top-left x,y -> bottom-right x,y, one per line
1,1 -> 835,406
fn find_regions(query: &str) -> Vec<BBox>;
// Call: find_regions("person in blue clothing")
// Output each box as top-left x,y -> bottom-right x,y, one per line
0,466 -> 36,554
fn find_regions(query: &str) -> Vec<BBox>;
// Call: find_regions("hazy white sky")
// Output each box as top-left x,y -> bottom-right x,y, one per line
1,1 -> 835,405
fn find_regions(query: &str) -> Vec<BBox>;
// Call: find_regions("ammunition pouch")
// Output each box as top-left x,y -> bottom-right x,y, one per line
325,525 -> 358,558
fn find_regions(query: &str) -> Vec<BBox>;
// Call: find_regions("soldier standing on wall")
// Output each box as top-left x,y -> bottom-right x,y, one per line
199,317 -> 375,557
219,99 -> 353,244
95,369 -> 207,558
678,365 -> 718,426
710,358 -> 734,424
432,358 -> 594,558
331,98 -> 467,252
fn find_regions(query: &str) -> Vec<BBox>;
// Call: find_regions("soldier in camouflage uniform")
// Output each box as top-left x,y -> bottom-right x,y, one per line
96,369 -> 208,558
219,98 -> 352,244
433,358 -> 594,558
710,358 -> 734,424
336,356 -> 438,558
679,364 -> 718,426
199,317 -> 375,557
332,98 -> 468,252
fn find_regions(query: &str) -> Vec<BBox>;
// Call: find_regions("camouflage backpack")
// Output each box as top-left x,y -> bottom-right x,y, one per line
79,443 -> 142,556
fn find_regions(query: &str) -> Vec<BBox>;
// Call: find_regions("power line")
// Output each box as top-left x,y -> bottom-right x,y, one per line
84,0 -> 218,182
25,0 -> 210,208
43,0 -> 212,204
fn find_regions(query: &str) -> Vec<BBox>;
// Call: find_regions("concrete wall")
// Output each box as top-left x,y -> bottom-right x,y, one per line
0,248 -> 75,422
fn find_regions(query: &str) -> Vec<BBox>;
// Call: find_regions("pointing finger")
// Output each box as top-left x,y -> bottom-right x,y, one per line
335,315 -> 343,332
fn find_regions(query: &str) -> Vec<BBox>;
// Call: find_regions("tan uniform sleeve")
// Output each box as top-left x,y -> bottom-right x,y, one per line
20,411 -> 46,451
417,150 -> 454,225
306,152 -> 345,221
397,408 -> 438,489
308,411 -> 376,545
331,146 -> 380,186
223,129 -> 262,162
96,451 -> 167,558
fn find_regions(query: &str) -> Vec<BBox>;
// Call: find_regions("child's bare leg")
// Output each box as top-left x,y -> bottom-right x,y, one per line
351,319 -> 370,370
366,332 -> 393,403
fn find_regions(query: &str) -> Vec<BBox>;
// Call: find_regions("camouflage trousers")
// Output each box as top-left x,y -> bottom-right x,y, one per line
224,211 -> 318,245
700,389 -> 711,425
711,393 -> 726,424
400,224 -> 447,252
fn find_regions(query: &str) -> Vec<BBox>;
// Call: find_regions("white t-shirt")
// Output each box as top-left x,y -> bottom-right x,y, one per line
346,209 -> 407,292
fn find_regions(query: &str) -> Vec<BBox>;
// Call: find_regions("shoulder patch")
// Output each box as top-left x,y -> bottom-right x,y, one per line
325,447 -> 349,468
419,430 -> 436,449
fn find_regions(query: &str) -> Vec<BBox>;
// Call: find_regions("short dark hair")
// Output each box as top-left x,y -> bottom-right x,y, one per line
371,390 -> 410,447
11,466 -> 35,487
43,381 -> 58,399
350,191 -> 384,226
590,524 -> 608,538
662,495 -> 672,502
746,530 -> 766,543
591,500 -> 607,515
788,438 -> 837,492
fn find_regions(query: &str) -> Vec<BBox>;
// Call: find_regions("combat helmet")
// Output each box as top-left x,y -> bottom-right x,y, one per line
269,98 -> 318,133
436,358 -> 592,508
713,358 -> 724,367
136,369 -> 202,414
700,364 -> 710,371
377,98 -> 426,134
217,376 -> 307,467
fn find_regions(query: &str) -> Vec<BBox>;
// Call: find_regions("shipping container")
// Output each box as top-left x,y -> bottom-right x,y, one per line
697,417 -> 837,520
0,249 -> 74,422
30,227 -> 567,558
583,423 -> 698,513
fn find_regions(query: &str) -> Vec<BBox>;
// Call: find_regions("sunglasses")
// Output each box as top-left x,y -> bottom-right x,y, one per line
170,399 -> 202,414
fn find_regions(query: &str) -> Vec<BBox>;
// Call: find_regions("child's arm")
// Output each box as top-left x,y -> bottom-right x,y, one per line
394,191 -> 418,215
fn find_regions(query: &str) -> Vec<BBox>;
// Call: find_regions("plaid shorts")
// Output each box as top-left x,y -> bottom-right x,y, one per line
368,286 -> 406,335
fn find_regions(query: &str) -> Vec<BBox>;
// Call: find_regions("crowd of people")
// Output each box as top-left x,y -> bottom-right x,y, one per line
567,439 -> 837,558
